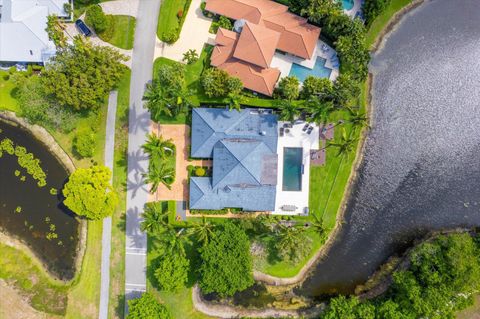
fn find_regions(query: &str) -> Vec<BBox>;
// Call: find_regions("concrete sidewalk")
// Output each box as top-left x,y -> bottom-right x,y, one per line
98,91 -> 118,319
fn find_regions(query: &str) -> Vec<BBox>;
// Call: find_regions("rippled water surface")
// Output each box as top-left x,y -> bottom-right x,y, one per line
300,0 -> 480,296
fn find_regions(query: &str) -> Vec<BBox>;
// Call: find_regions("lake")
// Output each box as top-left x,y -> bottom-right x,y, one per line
300,0 -> 480,296
0,120 -> 80,280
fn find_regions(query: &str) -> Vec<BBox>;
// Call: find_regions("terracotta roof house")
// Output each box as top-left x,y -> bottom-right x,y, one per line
210,26 -> 281,96
190,108 -> 278,211
206,0 -> 321,96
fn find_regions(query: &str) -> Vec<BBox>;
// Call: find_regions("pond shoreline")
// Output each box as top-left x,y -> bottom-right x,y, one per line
253,0 -> 425,289
0,111 -> 87,283
193,1 -> 427,316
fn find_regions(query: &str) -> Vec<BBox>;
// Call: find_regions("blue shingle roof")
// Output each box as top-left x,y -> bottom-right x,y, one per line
189,108 -> 278,212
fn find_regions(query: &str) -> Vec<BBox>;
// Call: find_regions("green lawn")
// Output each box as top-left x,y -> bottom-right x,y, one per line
0,242 -> 70,316
156,0 -> 192,41
65,221 -> 103,319
146,234 -> 213,319
98,15 -> 136,50
365,0 -> 413,49
0,70 -> 19,112
108,69 -> 131,319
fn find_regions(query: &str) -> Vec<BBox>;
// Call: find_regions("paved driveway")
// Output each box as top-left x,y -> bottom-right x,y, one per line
154,0 -> 215,62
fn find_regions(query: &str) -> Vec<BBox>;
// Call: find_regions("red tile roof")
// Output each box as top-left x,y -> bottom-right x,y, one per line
206,0 -> 320,59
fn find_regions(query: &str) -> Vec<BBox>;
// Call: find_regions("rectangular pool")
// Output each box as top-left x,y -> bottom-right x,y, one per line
282,147 -> 303,191
289,57 -> 332,82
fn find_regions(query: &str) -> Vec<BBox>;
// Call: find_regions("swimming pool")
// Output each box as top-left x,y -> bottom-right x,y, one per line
282,147 -> 303,191
289,57 -> 332,82
341,0 -> 354,10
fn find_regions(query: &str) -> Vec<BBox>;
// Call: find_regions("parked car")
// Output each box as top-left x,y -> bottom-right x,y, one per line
75,19 -> 92,37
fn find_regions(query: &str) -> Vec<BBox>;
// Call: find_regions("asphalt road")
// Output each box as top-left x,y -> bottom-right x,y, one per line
124,0 -> 161,309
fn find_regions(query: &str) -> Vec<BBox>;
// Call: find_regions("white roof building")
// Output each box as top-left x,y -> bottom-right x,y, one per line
0,0 -> 69,63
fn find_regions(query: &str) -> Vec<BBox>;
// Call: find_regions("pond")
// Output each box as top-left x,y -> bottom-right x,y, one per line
299,0 -> 480,297
0,120 -> 80,280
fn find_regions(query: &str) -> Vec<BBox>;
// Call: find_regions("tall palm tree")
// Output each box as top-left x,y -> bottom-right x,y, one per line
162,226 -> 187,256
306,98 -> 334,125
346,106 -> 370,131
142,163 -> 175,193
188,217 -> 216,246
140,202 -> 169,234
278,100 -> 299,122
309,213 -> 328,241
142,133 -> 174,160
328,128 -> 359,157
143,81 -> 173,119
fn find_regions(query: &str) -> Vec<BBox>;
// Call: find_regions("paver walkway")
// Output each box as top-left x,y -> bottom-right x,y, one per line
124,0 -> 161,310
150,124 -> 211,202
154,0 -> 214,62
98,91 -> 118,319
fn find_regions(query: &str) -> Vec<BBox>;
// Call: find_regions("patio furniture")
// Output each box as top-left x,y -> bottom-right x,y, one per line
281,205 -> 298,212
307,126 -> 314,134
284,122 -> 293,128
280,127 -> 285,136
302,123 -> 309,132
285,128 -> 290,134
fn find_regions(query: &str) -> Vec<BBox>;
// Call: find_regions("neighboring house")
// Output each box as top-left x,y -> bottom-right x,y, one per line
189,108 -> 279,212
0,0 -> 69,63
206,0 -> 321,96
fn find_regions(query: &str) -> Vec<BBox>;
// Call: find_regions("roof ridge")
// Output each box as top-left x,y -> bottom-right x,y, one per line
238,141 -> 265,184
224,109 -> 249,134
217,139 -> 262,186
190,178 -> 206,207
247,22 -> 270,67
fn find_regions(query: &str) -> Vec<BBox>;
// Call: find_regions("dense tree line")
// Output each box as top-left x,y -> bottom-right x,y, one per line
320,232 -> 480,319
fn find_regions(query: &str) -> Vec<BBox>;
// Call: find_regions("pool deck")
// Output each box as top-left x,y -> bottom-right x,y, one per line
270,39 -> 340,83
343,0 -> 363,18
274,121 -> 320,215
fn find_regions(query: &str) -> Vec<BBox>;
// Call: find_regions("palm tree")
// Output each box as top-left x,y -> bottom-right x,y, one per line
143,81 -> 173,119
142,133 -> 174,160
346,106 -> 370,131
227,93 -> 242,111
188,217 -> 216,246
278,100 -> 299,122
142,163 -> 175,193
162,226 -> 187,256
306,98 -> 334,125
328,128 -> 359,157
140,202 -> 169,234
309,213 -> 328,241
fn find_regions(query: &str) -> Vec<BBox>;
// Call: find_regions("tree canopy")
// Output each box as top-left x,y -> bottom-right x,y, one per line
154,248 -> 190,292
199,223 -> 254,296
143,64 -> 191,120
201,68 -> 243,98
126,293 -> 171,319
41,37 -> 127,110
62,165 -> 118,220
320,233 -> 480,319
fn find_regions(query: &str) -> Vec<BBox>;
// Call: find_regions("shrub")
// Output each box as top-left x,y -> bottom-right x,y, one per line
275,76 -> 300,100
363,0 -> 391,26
162,28 -> 180,44
182,49 -> 199,64
218,16 -> 232,30
74,128 -> 96,158
195,167 -> 206,176
201,68 -> 243,98
177,9 -> 184,18
127,293 -> 171,319
300,76 -> 334,100
85,5 -> 108,33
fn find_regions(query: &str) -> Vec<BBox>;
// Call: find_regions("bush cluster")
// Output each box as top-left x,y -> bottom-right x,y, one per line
73,127 -> 96,158
201,68 -> 243,98
85,5 -> 109,33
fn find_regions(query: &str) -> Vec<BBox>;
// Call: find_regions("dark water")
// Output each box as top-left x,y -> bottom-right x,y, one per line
0,121 -> 80,280
300,0 -> 480,296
